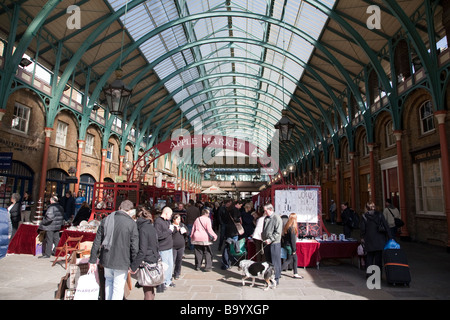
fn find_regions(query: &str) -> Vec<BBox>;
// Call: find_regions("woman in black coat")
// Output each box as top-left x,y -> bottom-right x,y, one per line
171,213 -> 187,280
360,202 -> 392,276
8,193 -> 21,237
130,207 -> 160,300
72,202 -> 91,226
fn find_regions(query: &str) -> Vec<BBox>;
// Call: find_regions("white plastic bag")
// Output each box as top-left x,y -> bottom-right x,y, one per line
73,273 -> 99,300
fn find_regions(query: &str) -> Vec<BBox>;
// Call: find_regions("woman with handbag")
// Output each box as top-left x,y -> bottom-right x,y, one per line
190,208 -> 217,271
360,202 -> 392,278
130,207 -> 161,300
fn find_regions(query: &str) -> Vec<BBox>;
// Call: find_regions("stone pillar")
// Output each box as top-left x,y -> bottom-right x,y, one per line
74,140 -> 84,195
434,111 -> 450,251
36,128 -> 53,223
394,131 -> 409,238
368,143 -> 376,202
335,159 -> 341,223
119,155 -> 124,180
349,152 -> 356,209
99,148 -> 107,183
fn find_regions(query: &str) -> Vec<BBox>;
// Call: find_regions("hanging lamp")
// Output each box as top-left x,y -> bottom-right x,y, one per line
102,2 -> 132,116
274,25 -> 295,142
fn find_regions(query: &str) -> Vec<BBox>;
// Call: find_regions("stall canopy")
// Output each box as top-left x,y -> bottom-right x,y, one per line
201,185 -> 228,194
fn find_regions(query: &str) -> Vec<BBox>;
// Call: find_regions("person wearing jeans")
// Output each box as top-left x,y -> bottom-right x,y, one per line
89,200 -> 139,300
103,268 -> 128,300
154,206 -> 175,290
261,203 -> 283,285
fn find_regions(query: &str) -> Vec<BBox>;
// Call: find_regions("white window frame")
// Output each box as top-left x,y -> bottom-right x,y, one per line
85,134 -> 94,155
106,142 -> 114,161
419,101 -> 435,135
11,103 -> 31,134
413,158 -> 445,216
55,121 -> 68,146
385,120 -> 395,148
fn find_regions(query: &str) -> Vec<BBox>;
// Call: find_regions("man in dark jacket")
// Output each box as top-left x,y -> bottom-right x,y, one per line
89,200 -> 139,300
154,206 -> 174,290
38,196 -> 64,258
60,191 -> 75,221
185,199 -> 200,250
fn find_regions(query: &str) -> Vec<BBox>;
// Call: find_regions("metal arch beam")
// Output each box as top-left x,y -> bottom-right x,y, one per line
303,0 -> 393,98
154,92 -> 309,153
0,0 -> 62,111
381,0 -> 442,109
120,36 -> 343,143
139,74 -> 314,150
88,11 -> 354,129
44,0 -> 146,127
134,57 -> 327,139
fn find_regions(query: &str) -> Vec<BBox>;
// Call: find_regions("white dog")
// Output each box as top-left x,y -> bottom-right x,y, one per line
238,260 -> 276,290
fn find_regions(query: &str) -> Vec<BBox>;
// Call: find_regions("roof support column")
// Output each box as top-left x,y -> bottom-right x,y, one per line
368,143 -> 376,203
434,111 -> 450,251
393,131 -> 409,239
74,140 -> 85,195
335,159 -> 341,223
37,128 -> 54,222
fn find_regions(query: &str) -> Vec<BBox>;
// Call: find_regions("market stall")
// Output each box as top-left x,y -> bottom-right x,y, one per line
89,182 -> 140,221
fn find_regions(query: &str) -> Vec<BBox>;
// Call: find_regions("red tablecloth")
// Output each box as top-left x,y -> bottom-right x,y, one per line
7,224 -> 39,255
56,230 -> 97,256
317,240 -> 359,260
296,241 -> 321,267
246,239 -> 358,268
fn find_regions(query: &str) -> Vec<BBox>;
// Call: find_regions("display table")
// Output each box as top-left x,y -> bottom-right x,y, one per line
296,240 -> 321,267
246,238 -> 359,269
56,229 -> 97,256
7,223 -> 39,255
246,239 -> 320,267
317,240 -> 359,268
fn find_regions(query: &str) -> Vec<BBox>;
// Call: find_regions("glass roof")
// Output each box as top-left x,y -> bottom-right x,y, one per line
107,0 -> 336,151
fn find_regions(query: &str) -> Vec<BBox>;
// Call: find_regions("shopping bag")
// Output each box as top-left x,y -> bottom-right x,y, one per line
384,239 -> 401,250
73,273 -> 99,300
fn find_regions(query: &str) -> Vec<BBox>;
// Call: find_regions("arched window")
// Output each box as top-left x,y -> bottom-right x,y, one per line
385,120 -> 395,147
419,101 -> 435,134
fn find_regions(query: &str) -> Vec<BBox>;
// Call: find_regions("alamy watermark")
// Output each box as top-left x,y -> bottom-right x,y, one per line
366,5 -> 381,30
366,265 -> 381,289
66,5 -> 81,30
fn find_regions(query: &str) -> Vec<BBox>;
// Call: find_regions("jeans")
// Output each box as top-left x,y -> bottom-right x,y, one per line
43,230 -> 60,257
159,249 -> 173,286
265,242 -> 281,282
172,246 -> 184,278
103,268 -> 128,300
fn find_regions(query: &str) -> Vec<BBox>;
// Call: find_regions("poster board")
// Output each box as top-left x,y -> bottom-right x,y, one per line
274,188 -> 319,223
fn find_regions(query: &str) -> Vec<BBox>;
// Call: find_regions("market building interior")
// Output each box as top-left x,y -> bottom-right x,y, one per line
0,0 -> 450,251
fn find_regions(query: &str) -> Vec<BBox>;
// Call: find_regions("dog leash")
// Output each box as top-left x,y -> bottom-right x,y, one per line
229,240 -> 269,268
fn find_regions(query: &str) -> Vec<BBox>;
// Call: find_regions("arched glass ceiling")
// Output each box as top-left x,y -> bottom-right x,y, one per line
107,0 -> 336,151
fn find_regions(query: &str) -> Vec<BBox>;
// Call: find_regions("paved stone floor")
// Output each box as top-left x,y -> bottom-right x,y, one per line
1,222 -> 449,301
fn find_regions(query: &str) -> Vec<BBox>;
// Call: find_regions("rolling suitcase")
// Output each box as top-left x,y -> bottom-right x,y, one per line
383,249 -> 411,286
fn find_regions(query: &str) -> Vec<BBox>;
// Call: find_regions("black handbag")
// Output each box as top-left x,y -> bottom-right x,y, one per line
388,208 -> 404,227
